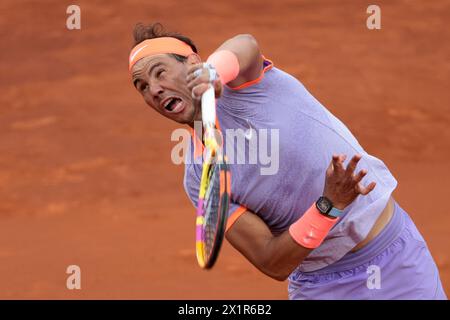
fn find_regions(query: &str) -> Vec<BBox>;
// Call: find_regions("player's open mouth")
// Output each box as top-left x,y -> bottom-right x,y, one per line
162,97 -> 185,114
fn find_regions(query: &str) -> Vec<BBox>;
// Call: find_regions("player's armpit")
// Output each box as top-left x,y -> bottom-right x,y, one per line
225,209 -> 312,281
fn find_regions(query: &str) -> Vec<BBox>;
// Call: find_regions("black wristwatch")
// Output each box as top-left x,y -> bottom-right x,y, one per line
316,196 -> 343,218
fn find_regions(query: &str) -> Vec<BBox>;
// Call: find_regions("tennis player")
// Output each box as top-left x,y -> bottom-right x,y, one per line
129,23 -> 447,300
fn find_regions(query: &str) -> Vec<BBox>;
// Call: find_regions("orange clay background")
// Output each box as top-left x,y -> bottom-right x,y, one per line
0,0 -> 449,299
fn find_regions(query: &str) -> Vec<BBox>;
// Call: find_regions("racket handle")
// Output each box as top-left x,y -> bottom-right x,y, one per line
201,86 -> 216,128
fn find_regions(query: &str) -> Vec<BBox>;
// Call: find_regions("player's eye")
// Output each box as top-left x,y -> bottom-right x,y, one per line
140,83 -> 149,92
156,69 -> 165,78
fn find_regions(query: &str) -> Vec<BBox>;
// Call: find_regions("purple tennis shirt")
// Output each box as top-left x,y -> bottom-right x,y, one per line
183,58 -> 398,272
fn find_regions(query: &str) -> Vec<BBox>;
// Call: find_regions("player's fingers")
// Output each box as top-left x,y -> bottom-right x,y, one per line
213,79 -> 222,97
353,169 -> 367,184
187,73 -> 210,91
187,66 -> 206,87
355,181 -> 376,195
186,63 -> 204,77
326,156 -> 334,177
332,154 -> 345,173
187,66 -> 207,82
345,154 -> 362,175
187,63 -> 218,83
192,83 -> 211,100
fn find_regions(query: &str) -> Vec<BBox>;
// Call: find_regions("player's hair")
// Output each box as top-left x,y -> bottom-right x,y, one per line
132,22 -> 198,63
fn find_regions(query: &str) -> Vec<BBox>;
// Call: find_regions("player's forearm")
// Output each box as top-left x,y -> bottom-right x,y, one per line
227,205 -> 339,281
264,203 -> 342,280
226,214 -> 312,282
259,232 -> 312,281
230,236 -> 310,282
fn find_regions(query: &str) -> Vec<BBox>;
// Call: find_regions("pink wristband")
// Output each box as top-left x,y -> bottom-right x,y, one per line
289,203 -> 339,249
206,50 -> 240,84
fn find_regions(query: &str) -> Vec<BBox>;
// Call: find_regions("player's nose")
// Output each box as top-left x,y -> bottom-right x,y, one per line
149,82 -> 164,102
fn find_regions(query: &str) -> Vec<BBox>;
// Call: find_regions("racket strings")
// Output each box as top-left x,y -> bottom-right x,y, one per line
203,164 -> 221,257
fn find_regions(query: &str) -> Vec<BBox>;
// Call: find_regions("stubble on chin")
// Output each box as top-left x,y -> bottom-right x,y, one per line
186,103 -> 202,127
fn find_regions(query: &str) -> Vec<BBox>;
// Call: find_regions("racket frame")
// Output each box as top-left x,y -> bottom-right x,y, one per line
195,86 -> 230,269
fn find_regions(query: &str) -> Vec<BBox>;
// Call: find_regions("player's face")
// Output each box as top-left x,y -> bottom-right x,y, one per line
131,54 -> 200,125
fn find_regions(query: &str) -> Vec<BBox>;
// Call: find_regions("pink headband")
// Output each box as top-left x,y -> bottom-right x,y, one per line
128,37 -> 195,70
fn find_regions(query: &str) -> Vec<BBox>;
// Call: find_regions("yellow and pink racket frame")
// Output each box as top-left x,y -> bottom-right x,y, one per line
195,87 -> 231,269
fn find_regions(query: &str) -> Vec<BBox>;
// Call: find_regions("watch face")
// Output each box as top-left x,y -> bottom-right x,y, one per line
317,197 -> 332,214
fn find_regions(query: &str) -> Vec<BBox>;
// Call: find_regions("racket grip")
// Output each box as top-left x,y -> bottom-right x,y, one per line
201,86 -> 216,128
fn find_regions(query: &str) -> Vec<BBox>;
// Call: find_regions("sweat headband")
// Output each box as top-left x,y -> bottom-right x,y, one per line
128,37 -> 195,70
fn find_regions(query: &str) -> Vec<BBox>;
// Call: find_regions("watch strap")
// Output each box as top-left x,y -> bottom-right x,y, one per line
327,207 -> 343,218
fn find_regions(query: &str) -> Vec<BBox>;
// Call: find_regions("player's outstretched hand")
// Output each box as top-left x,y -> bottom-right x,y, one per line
322,154 -> 376,210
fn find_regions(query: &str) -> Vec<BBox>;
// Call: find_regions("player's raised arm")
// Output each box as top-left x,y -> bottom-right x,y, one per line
225,154 -> 376,281
209,34 -> 264,88
186,34 -> 264,99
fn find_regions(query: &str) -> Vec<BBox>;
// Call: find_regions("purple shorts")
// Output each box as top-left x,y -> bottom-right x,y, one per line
288,201 -> 447,300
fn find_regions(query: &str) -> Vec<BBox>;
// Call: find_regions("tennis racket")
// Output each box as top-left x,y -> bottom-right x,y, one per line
195,86 -> 231,269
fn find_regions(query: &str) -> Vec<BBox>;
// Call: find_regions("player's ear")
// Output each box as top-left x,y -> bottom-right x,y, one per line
186,53 -> 201,65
